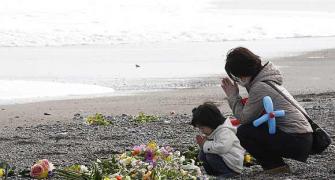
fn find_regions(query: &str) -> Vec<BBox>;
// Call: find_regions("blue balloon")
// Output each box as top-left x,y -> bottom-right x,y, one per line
268,118 -> 276,134
253,96 -> 285,134
263,96 -> 274,113
253,114 -> 269,127
274,110 -> 285,117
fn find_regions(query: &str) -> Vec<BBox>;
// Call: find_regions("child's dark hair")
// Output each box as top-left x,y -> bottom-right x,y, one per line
191,102 -> 226,129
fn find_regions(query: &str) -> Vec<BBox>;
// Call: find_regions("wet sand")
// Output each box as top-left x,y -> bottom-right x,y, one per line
1,48 -> 335,129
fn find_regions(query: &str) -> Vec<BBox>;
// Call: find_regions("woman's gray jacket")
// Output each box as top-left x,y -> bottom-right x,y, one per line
227,62 -> 313,134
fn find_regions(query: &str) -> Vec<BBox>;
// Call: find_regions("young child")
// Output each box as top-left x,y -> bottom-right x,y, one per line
191,102 -> 245,177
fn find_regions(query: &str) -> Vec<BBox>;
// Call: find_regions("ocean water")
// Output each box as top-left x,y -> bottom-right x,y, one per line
1,0 -> 335,104
1,0 -> 335,46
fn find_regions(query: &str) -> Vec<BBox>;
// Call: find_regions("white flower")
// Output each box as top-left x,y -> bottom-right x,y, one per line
80,165 -> 89,173
48,162 -> 55,171
179,156 -> 185,163
110,172 -> 122,178
131,159 -> 138,167
120,157 -> 132,166
190,175 -> 197,180
180,169 -> 187,176
196,168 -> 202,176
181,159 -> 202,176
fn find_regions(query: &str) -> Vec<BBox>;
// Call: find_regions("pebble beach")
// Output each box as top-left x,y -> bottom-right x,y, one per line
1,49 -> 335,179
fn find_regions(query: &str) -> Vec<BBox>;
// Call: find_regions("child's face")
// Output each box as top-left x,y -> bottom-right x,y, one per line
197,126 -> 213,136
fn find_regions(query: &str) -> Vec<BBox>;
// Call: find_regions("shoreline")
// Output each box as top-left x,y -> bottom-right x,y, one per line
1,47 -> 335,128
2,88 -> 335,129
2,36 -> 335,105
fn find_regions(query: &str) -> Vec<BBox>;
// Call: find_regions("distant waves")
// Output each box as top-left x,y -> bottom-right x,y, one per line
1,0 -> 335,47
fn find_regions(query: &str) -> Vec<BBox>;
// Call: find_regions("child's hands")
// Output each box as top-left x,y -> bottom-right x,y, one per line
196,135 -> 206,148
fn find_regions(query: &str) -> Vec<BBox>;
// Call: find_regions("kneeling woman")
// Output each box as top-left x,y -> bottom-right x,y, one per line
221,47 -> 313,173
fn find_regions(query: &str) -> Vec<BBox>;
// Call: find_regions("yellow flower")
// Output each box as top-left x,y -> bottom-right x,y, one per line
244,154 -> 252,164
103,177 -> 111,180
0,168 -> 5,177
120,153 -> 128,159
147,141 -> 157,150
165,155 -> 172,162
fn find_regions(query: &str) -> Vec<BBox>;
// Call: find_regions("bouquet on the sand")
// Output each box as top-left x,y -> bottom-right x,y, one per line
56,141 -> 203,180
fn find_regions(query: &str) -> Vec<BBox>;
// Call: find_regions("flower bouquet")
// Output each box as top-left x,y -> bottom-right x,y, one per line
57,141 -> 204,180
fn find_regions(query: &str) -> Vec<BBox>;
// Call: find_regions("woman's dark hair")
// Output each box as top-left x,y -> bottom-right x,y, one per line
225,47 -> 263,80
191,102 -> 226,129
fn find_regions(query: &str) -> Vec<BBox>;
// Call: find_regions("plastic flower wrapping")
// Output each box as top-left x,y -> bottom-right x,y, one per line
57,141 -> 204,180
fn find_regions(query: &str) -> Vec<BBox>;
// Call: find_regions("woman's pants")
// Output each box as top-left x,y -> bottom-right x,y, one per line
237,123 -> 313,170
198,150 -> 236,176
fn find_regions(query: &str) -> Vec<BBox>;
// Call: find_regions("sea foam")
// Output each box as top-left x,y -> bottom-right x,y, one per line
0,80 -> 114,104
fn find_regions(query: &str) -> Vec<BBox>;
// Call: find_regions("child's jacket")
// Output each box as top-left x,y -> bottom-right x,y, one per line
203,119 -> 245,173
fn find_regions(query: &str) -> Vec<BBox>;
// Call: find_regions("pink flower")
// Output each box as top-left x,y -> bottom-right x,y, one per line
30,164 -> 47,179
38,159 -> 50,170
160,146 -> 173,157
30,159 -> 54,179
133,145 -> 145,152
